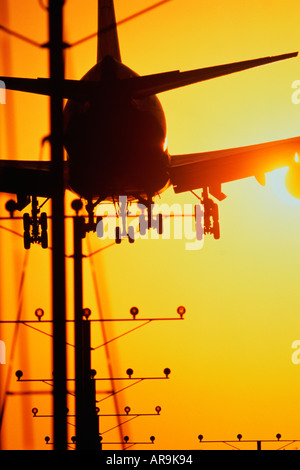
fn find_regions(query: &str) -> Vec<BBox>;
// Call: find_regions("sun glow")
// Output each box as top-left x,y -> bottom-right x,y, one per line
268,162 -> 300,207
163,135 -> 168,152
2,0 -> 300,452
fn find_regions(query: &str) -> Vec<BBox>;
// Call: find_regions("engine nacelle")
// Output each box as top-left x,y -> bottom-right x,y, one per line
285,158 -> 300,199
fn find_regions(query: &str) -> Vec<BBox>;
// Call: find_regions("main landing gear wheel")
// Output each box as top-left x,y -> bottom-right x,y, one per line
22,197 -> 49,249
40,212 -> 48,248
127,225 -> 135,244
200,188 -> 221,240
203,199 -> 220,239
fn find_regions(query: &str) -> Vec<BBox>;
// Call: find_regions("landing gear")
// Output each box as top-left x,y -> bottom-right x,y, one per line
200,188 -> 220,240
127,225 -> 135,244
114,221 -> 137,244
137,195 -> 163,238
203,198 -> 220,239
22,196 -> 49,249
73,194 -> 163,245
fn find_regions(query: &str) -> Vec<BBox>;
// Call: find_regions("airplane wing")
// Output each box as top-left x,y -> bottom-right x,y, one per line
0,52 -> 298,99
0,160 -> 69,198
169,136 -> 300,199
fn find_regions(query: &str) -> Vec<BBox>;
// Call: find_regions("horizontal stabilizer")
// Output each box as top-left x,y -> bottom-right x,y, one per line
0,76 -> 99,99
169,136 -> 300,194
123,52 -> 298,98
1,52 -> 297,100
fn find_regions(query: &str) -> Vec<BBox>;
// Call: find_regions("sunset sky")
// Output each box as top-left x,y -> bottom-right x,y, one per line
1,0 -> 300,451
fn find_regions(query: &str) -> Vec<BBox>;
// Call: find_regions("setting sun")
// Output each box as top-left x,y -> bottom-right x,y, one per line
268,165 -> 300,206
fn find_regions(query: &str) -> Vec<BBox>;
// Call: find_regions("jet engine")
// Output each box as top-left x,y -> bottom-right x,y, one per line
285,154 -> 300,199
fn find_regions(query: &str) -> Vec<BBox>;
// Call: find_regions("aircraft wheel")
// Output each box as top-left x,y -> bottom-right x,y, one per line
23,231 -> 31,250
23,213 -> 31,231
115,226 -> 121,244
127,226 -> 135,243
194,204 -> 204,240
213,223 -> 220,240
40,212 -> 47,231
41,230 -> 48,249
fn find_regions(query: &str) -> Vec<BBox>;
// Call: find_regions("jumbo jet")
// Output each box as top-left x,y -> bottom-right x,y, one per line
1,0 -> 300,247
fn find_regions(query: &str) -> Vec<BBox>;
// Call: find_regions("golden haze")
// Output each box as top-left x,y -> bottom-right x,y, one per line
1,0 -> 300,450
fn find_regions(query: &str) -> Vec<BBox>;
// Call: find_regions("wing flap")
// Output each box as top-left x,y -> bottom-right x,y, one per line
169,136 -> 300,194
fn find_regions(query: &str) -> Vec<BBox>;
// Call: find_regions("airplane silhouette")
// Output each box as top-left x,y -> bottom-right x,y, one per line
1,0 -> 300,247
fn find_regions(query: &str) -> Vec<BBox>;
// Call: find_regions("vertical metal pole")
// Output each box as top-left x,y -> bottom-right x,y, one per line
73,216 -> 101,450
49,0 -> 67,450
82,318 -> 101,449
257,440 -> 261,450
73,215 -> 84,449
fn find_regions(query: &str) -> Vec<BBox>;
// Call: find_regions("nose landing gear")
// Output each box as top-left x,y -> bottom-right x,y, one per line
73,194 -> 164,245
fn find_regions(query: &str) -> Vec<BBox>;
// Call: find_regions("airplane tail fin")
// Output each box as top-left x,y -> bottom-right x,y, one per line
97,0 -> 121,63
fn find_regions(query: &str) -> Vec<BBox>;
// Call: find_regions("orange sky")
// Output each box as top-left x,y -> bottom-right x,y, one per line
1,0 -> 300,451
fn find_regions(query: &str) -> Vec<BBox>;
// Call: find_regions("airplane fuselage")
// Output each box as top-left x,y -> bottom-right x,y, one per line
63,56 -> 170,203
